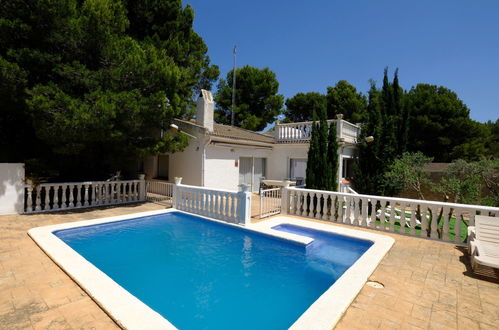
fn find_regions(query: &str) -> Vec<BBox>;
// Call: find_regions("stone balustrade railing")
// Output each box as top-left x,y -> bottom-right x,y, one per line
282,187 -> 499,244
340,120 -> 361,143
24,180 -> 145,213
174,184 -> 251,225
275,119 -> 360,144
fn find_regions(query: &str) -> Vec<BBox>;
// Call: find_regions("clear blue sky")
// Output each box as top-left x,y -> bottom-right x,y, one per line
186,0 -> 499,123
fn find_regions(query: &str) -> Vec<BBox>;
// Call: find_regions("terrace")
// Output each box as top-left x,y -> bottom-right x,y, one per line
274,118 -> 360,144
1,184 -> 498,329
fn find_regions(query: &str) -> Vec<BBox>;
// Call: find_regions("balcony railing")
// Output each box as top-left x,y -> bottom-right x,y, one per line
275,119 -> 360,144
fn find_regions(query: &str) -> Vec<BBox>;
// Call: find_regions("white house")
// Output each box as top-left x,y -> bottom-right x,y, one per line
143,90 -> 361,192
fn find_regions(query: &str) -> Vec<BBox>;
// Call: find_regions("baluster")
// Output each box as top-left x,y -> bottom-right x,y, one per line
224,192 -> 230,219
44,186 -> 50,211
430,205 -> 439,239
214,192 -> 219,216
83,184 -> 89,206
302,191 -> 308,217
388,201 -> 396,232
345,195 -> 352,224
368,199 -> 376,228
75,184 -> 82,207
52,185 -> 59,210
420,206 -> 429,238
26,185 -> 33,212
34,185 -> 42,211
454,208 -> 463,243
68,184 -> 75,208
352,196 -> 360,225
321,193 -> 329,221
118,182 -> 123,203
360,197 -> 368,226
409,204 -> 417,236
398,202 -> 407,234
306,192 -> 313,218
329,196 -> 337,222
230,194 -> 236,219
134,182 -> 139,201
93,184 -> 99,205
379,200 -> 387,230
102,183 -> 108,204
60,184 -> 67,209
338,196 -> 345,223
196,190 -> 201,212
442,206 -> 451,241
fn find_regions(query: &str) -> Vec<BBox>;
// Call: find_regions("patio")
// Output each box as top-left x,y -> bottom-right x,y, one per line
1,203 -> 498,329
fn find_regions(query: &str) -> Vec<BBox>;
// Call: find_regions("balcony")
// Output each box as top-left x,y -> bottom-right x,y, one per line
275,119 -> 361,144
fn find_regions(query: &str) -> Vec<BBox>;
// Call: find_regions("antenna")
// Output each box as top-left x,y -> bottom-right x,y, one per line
231,45 -> 237,126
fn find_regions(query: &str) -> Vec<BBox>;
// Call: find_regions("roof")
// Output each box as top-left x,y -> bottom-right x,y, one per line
424,163 -> 450,173
211,124 -> 275,144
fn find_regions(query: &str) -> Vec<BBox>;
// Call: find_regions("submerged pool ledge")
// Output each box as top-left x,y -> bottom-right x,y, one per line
248,216 -> 395,329
29,209 -> 394,330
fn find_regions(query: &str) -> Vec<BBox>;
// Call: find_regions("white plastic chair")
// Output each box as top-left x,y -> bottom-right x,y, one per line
468,215 -> 499,270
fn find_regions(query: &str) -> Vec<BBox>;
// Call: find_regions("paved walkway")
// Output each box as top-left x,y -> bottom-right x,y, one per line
1,203 -> 498,329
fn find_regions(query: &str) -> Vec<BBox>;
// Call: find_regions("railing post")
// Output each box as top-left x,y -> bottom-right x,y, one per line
237,184 -> 251,225
173,177 -> 182,209
281,181 -> 290,215
138,179 -> 146,201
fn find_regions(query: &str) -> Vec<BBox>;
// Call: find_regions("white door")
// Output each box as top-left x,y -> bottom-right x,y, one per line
239,157 -> 253,189
290,159 -> 307,183
253,158 -> 266,193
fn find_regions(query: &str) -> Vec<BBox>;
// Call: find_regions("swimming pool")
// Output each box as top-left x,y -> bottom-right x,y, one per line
28,209 -> 394,329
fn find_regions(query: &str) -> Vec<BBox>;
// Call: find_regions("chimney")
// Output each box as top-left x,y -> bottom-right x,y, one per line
196,89 -> 214,132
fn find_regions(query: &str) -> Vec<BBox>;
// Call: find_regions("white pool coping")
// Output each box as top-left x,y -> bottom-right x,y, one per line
28,209 -> 394,330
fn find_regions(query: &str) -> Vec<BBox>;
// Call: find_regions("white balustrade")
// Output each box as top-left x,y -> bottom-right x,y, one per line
173,184 -> 251,225
24,180 -> 145,214
275,119 -> 360,144
282,187 -> 499,244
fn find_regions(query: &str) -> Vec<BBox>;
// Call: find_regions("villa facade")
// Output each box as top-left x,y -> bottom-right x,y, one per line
143,90 -> 361,192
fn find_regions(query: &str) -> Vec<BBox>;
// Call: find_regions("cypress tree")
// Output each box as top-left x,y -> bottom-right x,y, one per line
392,69 -> 408,154
353,80 -> 385,195
306,110 -> 319,188
327,119 -> 339,191
381,68 -> 398,162
317,106 -> 330,190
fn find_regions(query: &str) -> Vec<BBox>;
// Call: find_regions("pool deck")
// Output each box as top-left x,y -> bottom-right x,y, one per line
1,202 -> 498,329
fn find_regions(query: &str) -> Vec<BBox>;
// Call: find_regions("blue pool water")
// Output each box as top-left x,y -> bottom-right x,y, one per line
55,212 -> 373,330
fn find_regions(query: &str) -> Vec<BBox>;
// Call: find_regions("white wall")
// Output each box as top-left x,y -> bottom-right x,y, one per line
169,137 -> 204,186
0,163 -> 25,215
267,144 -> 309,180
204,144 -> 271,191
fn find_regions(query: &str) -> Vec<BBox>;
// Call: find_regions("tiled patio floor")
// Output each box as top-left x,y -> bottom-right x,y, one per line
1,203 -> 498,329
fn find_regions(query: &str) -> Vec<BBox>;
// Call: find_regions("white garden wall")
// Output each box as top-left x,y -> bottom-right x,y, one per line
0,163 -> 25,215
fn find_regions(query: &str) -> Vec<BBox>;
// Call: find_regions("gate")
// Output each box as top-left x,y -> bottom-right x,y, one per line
146,181 -> 173,206
259,188 -> 281,219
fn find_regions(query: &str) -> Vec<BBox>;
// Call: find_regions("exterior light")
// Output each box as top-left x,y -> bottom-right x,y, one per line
169,123 -> 197,139
365,136 -> 374,143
